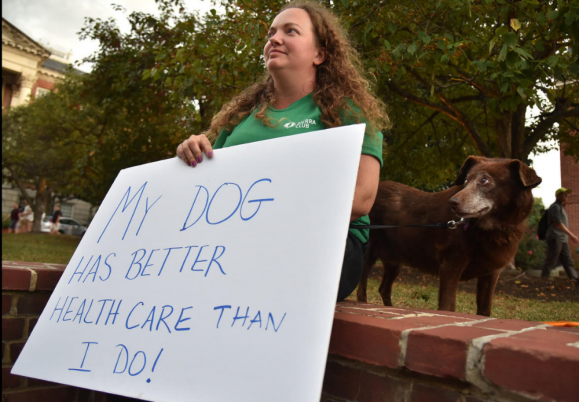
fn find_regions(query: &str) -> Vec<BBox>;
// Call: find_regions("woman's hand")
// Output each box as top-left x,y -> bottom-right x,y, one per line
177,134 -> 214,167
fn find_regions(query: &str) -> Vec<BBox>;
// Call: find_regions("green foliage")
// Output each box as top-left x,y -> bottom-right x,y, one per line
77,4 -> 200,202
2,80 -> 84,195
558,104 -> 579,163
145,0 -> 578,186
2,77 -> 93,230
6,0 -> 577,210
379,100 -> 474,187
335,0 -> 579,183
515,198 -> 547,271
344,0 -> 579,181
134,0 -> 285,129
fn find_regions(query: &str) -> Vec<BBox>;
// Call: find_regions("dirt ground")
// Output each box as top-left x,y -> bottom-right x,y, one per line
370,265 -> 579,303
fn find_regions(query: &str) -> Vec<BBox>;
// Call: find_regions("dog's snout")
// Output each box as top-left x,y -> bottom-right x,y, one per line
449,197 -> 460,209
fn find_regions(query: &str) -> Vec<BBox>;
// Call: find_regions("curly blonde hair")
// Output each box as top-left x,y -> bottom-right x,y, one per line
204,0 -> 391,140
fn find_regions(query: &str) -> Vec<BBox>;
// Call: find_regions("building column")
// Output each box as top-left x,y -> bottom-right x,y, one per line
15,74 -> 36,106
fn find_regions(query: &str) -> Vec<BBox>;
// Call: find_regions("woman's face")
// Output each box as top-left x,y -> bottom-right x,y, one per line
264,8 -> 325,74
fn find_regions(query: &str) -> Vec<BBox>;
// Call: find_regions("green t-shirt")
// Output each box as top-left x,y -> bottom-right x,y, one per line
213,93 -> 383,243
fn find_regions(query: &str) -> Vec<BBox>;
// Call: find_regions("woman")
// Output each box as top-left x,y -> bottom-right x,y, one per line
177,1 -> 390,301
19,200 -> 33,233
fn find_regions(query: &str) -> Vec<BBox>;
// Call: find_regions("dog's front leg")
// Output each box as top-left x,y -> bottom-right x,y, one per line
356,251 -> 373,303
475,270 -> 501,316
378,262 -> 402,306
356,239 -> 379,302
437,259 -> 467,312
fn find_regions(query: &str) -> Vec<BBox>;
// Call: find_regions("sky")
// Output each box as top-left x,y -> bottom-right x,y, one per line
2,0 -> 564,201
530,142 -> 562,205
2,0 -> 219,72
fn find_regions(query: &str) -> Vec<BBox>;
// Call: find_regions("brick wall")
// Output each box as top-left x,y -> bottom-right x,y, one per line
2,262 -> 106,402
561,131 -> 579,259
31,79 -> 55,98
323,301 -> 578,402
3,262 -> 578,402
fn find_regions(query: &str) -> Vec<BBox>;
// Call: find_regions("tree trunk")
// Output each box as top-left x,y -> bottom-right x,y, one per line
495,104 -> 529,162
31,187 -> 52,233
510,104 -> 528,162
496,113 -> 512,158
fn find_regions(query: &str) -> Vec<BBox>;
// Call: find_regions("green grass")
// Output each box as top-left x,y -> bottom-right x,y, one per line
348,277 -> 579,322
2,233 -> 81,265
3,234 -> 577,322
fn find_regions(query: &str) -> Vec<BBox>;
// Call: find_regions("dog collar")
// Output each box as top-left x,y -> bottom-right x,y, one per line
447,218 -> 470,230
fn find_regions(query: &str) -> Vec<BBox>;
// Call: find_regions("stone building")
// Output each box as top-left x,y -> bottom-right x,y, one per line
1,18 -> 75,109
2,18 -> 94,226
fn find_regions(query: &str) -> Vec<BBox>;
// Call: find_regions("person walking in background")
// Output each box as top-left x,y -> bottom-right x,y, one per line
541,188 -> 579,286
18,199 -> 33,233
50,205 -> 62,235
3,203 -> 21,234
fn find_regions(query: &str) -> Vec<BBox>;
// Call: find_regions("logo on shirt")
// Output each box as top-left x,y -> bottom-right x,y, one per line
283,119 -> 317,129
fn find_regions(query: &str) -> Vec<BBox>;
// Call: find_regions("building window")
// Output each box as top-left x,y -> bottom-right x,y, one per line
36,87 -> 51,98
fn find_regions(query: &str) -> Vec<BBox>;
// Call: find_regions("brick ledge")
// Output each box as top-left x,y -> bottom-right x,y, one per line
3,262 -> 578,402
328,301 -> 579,402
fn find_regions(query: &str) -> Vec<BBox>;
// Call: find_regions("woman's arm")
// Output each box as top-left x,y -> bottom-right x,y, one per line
351,154 -> 380,221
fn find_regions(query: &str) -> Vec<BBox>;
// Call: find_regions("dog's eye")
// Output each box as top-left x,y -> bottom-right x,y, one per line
464,179 -> 468,185
480,177 -> 489,184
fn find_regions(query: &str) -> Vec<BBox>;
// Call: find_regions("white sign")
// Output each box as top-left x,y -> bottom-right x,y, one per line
13,125 -> 365,402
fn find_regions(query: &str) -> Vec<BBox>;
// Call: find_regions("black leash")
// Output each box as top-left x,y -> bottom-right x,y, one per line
350,218 -> 470,230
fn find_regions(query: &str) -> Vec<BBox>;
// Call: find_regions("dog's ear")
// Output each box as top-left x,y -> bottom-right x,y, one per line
455,156 -> 485,185
509,160 -> 542,189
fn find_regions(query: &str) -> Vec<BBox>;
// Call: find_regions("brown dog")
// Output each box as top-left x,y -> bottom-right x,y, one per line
356,157 -> 542,316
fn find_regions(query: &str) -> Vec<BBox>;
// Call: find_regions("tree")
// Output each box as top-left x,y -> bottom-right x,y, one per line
339,0 -> 578,164
2,77 -> 91,232
69,0 -> 291,203
138,0 -> 576,187
4,1 -> 204,228
121,0 -> 284,129
23,0 -> 572,207
76,2 -> 203,198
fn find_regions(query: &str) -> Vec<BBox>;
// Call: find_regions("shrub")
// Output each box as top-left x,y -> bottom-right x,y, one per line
515,198 -> 547,271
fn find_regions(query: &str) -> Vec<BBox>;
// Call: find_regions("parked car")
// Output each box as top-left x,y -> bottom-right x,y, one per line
41,216 -> 87,236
